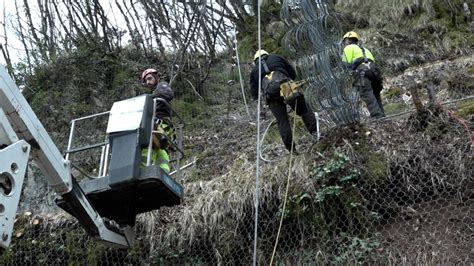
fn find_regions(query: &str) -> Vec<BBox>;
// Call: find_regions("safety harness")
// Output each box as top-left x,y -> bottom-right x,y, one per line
351,44 -> 373,70
143,118 -> 175,173
261,59 -> 306,103
152,118 -> 176,150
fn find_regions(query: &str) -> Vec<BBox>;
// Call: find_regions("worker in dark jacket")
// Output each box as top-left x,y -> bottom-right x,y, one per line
142,68 -> 174,119
141,68 -> 174,173
342,31 -> 385,118
250,50 -> 317,153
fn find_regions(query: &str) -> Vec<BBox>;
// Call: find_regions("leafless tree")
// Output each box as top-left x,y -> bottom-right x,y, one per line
6,0 -> 263,92
1,6 -> 14,77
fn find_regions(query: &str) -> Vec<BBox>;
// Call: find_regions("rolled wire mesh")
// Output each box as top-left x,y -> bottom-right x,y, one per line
281,0 -> 359,127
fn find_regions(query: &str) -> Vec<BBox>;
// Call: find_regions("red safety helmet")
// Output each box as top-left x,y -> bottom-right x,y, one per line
141,68 -> 159,82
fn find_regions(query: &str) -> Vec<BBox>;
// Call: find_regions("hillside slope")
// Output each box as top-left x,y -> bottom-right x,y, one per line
1,0 -> 473,264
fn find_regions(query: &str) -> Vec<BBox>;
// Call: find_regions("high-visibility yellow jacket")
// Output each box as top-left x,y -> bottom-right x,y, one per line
342,44 -> 375,65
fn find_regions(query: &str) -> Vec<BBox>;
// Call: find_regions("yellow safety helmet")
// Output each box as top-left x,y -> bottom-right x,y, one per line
343,31 -> 360,41
253,50 -> 269,61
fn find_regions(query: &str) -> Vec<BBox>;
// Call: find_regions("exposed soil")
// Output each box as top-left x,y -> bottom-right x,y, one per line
379,198 -> 473,264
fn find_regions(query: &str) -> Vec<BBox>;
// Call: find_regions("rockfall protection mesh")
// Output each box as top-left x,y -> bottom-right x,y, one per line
281,0 -> 359,127
3,108 -> 472,264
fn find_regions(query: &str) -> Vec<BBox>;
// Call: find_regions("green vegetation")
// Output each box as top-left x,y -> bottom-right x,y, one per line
467,67 -> 474,75
311,152 -> 361,203
112,67 -> 132,89
236,1 -> 288,61
383,87 -> 403,99
334,235 -> 382,264
457,99 -> 474,118
0,220 -> 139,265
172,99 -> 211,128
280,151 -> 384,263
384,102 -> 407,115
365,151 -> 388,183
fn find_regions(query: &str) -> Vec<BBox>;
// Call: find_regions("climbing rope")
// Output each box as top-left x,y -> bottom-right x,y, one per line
269,101 -> 299,265
232,27 -> 252,120
259,119 -> 285,163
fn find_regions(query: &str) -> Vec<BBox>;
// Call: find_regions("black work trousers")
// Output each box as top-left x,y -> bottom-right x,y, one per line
268,95 -> 317,151
354,62 -> 385,118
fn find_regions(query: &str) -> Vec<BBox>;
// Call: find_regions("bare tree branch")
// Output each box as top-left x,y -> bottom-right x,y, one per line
1,5 -> 14,77
14,0 -> 33,69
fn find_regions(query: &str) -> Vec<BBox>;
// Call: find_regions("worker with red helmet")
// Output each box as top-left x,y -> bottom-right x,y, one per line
142,68 -> 174,119
141,68 -> 175,173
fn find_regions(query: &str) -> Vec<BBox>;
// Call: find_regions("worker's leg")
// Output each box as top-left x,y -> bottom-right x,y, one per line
269,100 -> 294,151
289,95 -> 317,135
141,148 -> 170,173
366,64 -> 385,115
156,149 -> 170,173
354,70 -> 384,118
372,77 -> 385,115
373,88 -> 384,115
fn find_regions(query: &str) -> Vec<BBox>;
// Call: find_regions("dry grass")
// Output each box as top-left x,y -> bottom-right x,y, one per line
135,148 -> 319,260
335,0 -> 472,74
133,106 -> 472,262
336,0 -> 436,29
9,100 -> 472,264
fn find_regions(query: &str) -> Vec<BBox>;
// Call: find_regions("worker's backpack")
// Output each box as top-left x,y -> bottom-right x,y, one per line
261,60 -> 305,103
261,60 -> 290,101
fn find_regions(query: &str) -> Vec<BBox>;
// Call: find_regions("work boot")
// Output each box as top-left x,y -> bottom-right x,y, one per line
371,114 -> 385,120
285,143 -> 299,155
288,148 -> 299,156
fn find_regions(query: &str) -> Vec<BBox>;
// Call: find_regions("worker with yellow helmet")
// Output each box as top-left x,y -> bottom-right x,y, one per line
250,49 -> 317,153
342,31 -> 385,118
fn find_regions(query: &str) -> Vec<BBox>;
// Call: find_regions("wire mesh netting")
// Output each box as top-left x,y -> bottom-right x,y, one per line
3,107 -> 472,264
1,0 -> 473,264
281,0 -> 360,127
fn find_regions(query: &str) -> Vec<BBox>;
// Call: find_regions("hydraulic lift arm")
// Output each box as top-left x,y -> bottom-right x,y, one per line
0,66 -> 131,248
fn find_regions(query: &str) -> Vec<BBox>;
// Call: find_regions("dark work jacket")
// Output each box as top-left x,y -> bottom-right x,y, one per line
152,82 -> 174,119
249,54 -> 296,100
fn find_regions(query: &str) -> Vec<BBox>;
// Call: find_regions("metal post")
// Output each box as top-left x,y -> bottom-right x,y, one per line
102,143 -> 110,177
315,112 -> 320,140
176,124 -> 183,179
65,120 -> 76,161
147,99 -> 157,166
98,144 -> 106,178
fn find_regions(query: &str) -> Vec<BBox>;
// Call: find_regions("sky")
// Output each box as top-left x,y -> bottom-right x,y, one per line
0,0 -> 127,66
0,0 -> 21,66
0,1 -> 234,68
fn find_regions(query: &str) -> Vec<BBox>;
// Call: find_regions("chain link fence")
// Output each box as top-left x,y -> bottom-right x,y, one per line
2,104 -> 472,264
